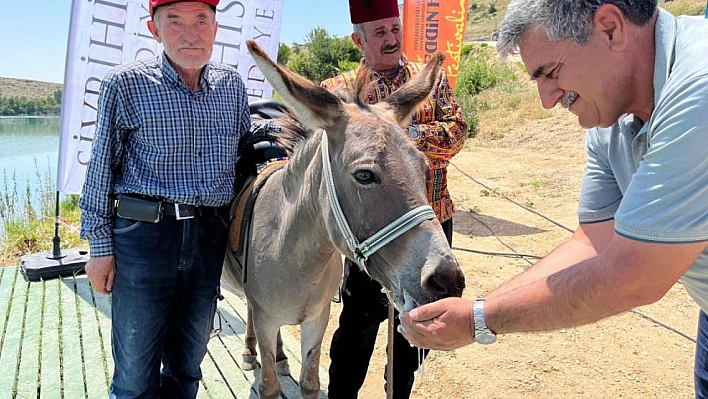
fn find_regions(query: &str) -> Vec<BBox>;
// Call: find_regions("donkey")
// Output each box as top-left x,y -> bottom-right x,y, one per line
221,39 -> 466,399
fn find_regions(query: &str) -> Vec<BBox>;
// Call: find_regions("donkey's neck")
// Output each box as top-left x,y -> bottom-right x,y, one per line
274,130 -> 338,264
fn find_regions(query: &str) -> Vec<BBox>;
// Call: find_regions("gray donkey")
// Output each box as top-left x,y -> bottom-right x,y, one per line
221,40 -> 466,399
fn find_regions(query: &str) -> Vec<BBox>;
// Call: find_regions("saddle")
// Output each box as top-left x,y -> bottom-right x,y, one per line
228,160 -> 287,256
227,99 -> 292,285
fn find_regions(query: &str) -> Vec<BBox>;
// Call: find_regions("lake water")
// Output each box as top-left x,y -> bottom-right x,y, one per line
0,117 -> 60,236
0,117 -> 59,194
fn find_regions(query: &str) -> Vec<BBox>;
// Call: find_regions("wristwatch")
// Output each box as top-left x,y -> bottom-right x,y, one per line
407,125 -> 419,140
473,299 -> 496,345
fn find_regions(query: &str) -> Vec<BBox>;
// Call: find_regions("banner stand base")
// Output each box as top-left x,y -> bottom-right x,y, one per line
20,248 -> 89,282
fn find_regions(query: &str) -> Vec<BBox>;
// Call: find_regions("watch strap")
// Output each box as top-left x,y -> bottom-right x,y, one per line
473,299 -> 496,344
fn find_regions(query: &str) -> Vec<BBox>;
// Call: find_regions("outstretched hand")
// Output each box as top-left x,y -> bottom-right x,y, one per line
398,297 -> 475,350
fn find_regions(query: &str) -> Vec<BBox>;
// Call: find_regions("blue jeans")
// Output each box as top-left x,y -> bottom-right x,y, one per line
696,310 -> 708,398
109,208 -> 229,399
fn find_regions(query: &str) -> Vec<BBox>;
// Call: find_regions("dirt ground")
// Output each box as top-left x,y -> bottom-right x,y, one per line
298,111 -> 700,399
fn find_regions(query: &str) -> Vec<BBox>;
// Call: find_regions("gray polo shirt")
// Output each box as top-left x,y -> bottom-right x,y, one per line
577,9 -> 708,310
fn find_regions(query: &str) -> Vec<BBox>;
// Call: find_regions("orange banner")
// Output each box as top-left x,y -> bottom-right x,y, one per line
402,0 -> 469,88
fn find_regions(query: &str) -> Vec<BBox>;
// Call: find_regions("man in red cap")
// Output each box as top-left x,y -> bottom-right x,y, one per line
321,0 -> 467,398
149,0 -> 219,18
80,1 -> 250,398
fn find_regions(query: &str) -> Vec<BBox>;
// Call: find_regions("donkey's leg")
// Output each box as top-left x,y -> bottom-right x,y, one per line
298,305 -> 331,399
253,316 -> 282,399
275,329 -> 291,376
241,302 -> 258,371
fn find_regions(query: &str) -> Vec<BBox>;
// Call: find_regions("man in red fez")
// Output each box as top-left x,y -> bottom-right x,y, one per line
322,1 -> 468,398
81,1 -> 250,398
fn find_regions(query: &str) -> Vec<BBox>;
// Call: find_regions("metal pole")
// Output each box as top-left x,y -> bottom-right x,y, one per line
386,303 -> 395,399
48,190 -> 65,260
705,0 -> 707,18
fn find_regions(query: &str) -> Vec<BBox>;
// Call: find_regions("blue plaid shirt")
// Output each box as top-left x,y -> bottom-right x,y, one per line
79,53 -> 250,257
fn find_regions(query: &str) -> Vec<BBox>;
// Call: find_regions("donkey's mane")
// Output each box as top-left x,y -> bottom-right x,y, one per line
265,113 -> 310,157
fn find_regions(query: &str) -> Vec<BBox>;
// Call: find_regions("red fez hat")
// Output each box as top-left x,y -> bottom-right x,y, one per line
149,0 -> 220,17
349,0 -> 400,24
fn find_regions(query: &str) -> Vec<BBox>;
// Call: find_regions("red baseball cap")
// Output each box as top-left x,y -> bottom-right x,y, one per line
149,0 -> 220,17
349,0 -> 399,24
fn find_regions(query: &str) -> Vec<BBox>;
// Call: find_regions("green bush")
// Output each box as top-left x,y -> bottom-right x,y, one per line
456,94 -> 480,138
455,45 -> 516,97
286,28 -> 362,83
453,44 -> 521,138
0,91 -> 62,116
460,43 -> 474,58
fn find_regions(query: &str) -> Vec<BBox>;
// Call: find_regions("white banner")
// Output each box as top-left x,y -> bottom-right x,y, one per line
57,0 -> 284,194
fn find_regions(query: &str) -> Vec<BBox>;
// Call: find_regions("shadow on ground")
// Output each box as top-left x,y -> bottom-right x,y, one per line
453,210 -> 546,237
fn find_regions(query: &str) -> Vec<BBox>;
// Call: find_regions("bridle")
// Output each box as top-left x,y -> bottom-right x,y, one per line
320,130 -> 436,272
321,130 -> 431,398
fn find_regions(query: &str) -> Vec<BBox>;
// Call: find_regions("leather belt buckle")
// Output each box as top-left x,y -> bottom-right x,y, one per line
174,203 -> 195,220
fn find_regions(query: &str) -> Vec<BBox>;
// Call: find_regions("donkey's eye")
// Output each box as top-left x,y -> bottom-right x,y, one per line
353,170 -> 378,185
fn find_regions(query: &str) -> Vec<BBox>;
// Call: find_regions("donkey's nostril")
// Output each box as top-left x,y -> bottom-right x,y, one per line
424,271 -> 449,297
423,266 -> 466,299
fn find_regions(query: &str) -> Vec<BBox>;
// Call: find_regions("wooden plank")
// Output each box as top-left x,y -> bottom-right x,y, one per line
210,296 -> 260,398
0,268 -> 332,399
197,350 -> 225,399
59,276 -> 86,399
0,267 -> 15,363
75,276 -> 110,398
15,280 -> 44,398
91,285 -> 114,377
217,287 -> 329,398
205,328 -> 257,398
40,278 -> 62,399
217,291 -> 297,398
0,268 -> 28,396
220,290 -> 307,376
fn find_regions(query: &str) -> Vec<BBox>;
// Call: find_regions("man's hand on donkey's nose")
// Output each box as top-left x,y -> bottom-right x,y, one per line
398,297 -> 476,351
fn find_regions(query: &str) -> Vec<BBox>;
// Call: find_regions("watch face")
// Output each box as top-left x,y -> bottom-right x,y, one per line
407,126 -> 419,139
476,332 -> 496,345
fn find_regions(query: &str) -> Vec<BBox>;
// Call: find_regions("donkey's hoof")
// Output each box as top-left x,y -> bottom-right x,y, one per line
276,359 -> 291,376
242,354 -> 258,371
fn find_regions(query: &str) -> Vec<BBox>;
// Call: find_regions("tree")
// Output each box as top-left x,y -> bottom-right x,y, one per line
286,28 -> 362,84
53,89 -> 62,104
277,43 -> 292,65
0,94 -> 61,116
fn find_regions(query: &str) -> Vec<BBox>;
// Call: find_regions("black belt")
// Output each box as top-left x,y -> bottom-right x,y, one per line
163,202 -> 224,219
117,194 -> 225,221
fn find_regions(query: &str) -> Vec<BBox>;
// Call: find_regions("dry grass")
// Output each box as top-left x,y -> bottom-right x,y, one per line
0,77 -> 61,100
464,0 -> 511,41
462,0 -> 705,43
662,0 -> 706,16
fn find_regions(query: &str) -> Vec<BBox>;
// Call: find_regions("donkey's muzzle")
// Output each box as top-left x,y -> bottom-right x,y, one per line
422,261 -> 465,299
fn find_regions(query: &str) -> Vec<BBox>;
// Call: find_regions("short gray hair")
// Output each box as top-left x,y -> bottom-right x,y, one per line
497,0 -> 658,58
353,23 -> 367,41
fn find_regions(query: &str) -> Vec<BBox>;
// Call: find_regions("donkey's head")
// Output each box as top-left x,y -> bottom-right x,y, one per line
247,40 -> 465,310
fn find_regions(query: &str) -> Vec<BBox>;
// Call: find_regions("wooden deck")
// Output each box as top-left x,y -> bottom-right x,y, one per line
0,266 -> 328,399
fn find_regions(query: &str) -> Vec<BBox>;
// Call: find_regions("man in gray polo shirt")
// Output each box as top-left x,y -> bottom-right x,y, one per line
399,0 -> 708,396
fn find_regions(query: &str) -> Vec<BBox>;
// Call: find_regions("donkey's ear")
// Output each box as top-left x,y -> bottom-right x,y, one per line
247,40 -> 344,132
382,53 -> 445,125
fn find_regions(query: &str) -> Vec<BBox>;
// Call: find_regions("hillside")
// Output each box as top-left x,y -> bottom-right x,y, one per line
464,0 -> 510,41
0,77 -> 61,100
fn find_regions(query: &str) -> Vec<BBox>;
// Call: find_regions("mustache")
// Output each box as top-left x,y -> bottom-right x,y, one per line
560,91 -> 579,108
381,43 -> 400,53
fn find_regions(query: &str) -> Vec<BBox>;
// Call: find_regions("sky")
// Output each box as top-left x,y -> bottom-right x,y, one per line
0,0 -> 352,84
